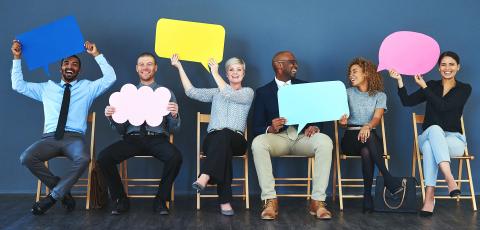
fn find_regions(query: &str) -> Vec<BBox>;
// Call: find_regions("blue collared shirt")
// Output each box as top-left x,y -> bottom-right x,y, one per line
11,54 -> 116,134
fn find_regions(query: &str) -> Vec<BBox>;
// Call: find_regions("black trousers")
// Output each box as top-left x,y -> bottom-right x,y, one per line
202,129 -> 247,204
97,134 -> 182,201
341,129 -> 395,194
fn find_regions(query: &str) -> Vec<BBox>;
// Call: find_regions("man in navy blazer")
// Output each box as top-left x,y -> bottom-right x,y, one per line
251,51 -> 333,220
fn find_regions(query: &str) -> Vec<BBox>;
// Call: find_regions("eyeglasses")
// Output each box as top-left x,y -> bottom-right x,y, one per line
274,60 -> 297,64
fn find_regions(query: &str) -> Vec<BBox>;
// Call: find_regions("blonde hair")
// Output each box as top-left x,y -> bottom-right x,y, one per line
225,57 -> 246,72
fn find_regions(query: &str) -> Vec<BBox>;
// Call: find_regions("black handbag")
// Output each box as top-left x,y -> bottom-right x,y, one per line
374,176 -> 418,213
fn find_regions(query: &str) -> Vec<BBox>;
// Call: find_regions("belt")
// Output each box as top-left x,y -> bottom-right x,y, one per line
128,131 -> 165,136
43,131 -> 83,138
346,125 -> 376,131
211,128 -> 244,136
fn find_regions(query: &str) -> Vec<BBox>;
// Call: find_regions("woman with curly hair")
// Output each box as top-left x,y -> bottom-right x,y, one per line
339,57 -> 403,213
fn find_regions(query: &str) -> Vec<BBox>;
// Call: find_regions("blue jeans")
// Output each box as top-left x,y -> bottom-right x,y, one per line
418,125 -> 466,186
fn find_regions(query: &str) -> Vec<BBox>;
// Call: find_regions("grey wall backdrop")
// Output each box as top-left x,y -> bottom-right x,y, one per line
1,0 -> 479,197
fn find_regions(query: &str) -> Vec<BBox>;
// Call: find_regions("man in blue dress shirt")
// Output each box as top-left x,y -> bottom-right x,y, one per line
11,40 -> 116,215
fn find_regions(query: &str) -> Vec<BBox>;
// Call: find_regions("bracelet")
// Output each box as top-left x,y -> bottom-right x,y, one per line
363,124 -> 372,130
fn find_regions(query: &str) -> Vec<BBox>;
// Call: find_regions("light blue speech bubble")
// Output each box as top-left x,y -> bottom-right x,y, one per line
278,81 -> 349,133
16,16 -> 85,76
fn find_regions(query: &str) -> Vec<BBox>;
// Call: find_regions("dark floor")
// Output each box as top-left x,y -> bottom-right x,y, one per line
1,195 -> 478,230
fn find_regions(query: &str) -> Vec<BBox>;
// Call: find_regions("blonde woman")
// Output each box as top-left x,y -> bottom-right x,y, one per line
171,54 -> 254,216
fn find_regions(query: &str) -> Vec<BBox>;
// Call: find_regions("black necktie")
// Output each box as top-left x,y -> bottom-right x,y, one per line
55,83 -> 71,140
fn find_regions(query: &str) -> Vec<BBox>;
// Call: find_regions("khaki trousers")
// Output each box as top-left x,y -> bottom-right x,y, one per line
252,130 -> 333,201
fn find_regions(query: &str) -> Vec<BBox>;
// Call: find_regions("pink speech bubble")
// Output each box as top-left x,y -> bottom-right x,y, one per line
109,84 -> 171,127
377,31 -> 440,76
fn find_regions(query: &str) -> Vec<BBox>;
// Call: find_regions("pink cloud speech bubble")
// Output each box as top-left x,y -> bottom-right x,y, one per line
377,31 -> 440,76
109,84 -> 171,127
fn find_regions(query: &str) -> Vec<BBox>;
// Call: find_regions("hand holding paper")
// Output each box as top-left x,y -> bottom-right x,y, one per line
109,84 -> 172,127
377,31 -> 440,76
278,81 -> 349,134
11,40 -> 21,59
155,18 -> 225,72
15,16 -> 85,75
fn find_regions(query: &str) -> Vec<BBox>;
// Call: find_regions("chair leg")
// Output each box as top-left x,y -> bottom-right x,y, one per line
465,159 -> 477,211
245,156 -> 250,209
196,157 -> 201,210
414,143 -> 426,201
171,184 -> 175,202
332,155 -> 337,202
307,157 -> 312,200
122,161 -> 129,197
457,159 -> 464,203
36,179 -> 42,202
241,162 -> 246,202
411,144 -> 417,178
336,152 -> 344,211
85,159 -> 94,210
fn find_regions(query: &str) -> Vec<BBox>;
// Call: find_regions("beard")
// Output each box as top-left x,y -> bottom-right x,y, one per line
62,71 -> 78,82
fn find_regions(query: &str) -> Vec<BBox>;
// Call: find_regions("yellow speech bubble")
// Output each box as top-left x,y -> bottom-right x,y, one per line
155,18 -> 225,71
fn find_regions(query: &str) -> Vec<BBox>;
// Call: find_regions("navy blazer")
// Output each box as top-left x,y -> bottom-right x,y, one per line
252,78 -> 322,137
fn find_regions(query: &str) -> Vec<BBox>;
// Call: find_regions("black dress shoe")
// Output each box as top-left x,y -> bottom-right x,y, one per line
153,196 -> 169,215
419,210 -> 433,217
192,181 -> 205,192
449,189 -> 461,197
362,194 -> 374,213
61,192 -> 76,212
111,197 -> 130,215
31,194 -> 57,215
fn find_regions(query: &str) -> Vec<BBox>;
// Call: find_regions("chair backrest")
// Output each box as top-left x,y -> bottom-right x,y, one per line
196,112 -> 248,157
334,116 -> 389,156
412,113 -> 470,156
87,112 -> 96,160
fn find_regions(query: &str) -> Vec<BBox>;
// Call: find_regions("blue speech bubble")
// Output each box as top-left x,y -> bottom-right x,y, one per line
278,81 -> 349,133
16,16 -> 85,76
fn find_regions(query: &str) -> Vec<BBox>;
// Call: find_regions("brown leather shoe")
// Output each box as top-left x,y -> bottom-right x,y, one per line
261,199 -> 278,220
309,200 -> 332,220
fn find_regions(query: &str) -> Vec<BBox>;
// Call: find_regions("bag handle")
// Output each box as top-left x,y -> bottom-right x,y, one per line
383,178 -> 407,209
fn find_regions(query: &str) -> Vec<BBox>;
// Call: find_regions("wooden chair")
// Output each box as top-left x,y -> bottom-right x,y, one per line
196,112 -> 249,210
332,117 -> 390,211
36,112 -> 96,210
411,113 -> 477,211
274,155 -> 314,199
119,134 -> 175,204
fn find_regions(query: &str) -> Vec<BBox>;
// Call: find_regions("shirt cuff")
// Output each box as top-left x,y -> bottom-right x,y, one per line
94,54 -> 106,62
12,59 -> 21,67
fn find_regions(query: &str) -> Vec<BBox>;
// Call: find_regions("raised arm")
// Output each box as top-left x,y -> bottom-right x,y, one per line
10,40 -> 45,101
208,58 -> 227,90
388,69 -> 425,106
85,41 -> 117,98
171,54 -> 193,92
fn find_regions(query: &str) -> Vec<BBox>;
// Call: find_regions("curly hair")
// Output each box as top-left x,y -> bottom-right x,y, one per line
347,57 -> 384,96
